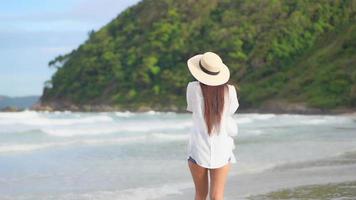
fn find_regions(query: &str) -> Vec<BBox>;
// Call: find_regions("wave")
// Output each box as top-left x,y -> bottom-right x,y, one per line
0,110 -> 38,120
144,110 -> 157,115
0,111 -> 191,137
141,110 -> 176,115
69,182 -> 193,200
295,115 -> 354,125
230,149 -> 356,177
245,113 -> 277,120
268,149 -> 356,172
53,110 -> 72,115
300,118 -> 328,125
0,142 -> 74,153
231,162 -> 280,176
151,133 -> 188,141
0,112 -> 113,126
40,126 -> 121,137
40,120 -> 192,137
0,132 -> 189,154
0,181 -> 193,200
0,138 -> 143,154
114,111 -> 134,117
244,129 -> 265,135
236,113 -> 355,126
236,117 -> 254,124
6,136 -> 157,153
81,136 -> 148,145
235,113 -> 277,124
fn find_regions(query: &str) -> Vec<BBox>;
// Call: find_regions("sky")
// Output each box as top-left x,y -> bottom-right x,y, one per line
0,0 -> 141,97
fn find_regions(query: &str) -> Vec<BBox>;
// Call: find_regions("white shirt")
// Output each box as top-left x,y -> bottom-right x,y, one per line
186,81 -> 239,169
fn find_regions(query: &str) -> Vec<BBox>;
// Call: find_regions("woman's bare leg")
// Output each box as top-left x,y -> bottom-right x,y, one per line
209,163 -> 231,200
188,160 -> 209,200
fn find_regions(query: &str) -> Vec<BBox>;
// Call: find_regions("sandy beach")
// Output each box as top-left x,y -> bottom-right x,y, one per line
160,151 -> 356,199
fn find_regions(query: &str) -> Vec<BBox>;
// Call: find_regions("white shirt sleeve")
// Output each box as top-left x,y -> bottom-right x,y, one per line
229,85 -> 239,115
186,82 -> 194,112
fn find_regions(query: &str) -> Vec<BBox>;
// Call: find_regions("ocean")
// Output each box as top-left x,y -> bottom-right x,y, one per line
0,111 -> 355,199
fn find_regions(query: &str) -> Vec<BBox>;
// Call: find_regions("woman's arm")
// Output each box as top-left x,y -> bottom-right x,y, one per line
186,82 -> 194,112
229,85 -> 239,115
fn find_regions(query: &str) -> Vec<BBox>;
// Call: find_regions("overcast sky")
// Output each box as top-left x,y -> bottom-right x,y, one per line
0,0 -> 141,97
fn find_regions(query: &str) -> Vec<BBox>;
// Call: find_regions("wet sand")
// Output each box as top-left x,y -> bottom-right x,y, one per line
155,152 -> 356,200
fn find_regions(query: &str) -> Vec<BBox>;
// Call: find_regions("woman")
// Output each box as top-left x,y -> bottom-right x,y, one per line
186,52 -> 239,200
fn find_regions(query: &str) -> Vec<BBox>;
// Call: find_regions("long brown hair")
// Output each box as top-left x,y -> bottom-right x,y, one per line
199,82 -> 228,135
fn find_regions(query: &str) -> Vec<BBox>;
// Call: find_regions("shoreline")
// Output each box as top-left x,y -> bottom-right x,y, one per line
1,104 -> 356,116
159,150 -> 356,200
0,100 -> 355,115
248,180 -> 356,199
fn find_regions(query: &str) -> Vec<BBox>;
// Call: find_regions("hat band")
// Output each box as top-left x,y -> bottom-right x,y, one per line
199,60 -> 220,75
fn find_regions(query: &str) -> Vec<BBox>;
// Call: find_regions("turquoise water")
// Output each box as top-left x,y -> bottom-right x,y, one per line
0,111 -> 356,199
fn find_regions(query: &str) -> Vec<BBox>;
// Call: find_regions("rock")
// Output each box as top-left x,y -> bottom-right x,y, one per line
137,105 -> 152,112
258,99 -> 325,114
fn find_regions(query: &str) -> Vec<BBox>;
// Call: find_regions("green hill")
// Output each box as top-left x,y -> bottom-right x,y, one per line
40,0 -> 356,112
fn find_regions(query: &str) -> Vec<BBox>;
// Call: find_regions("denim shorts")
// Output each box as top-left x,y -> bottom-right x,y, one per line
188,156 -> 231,164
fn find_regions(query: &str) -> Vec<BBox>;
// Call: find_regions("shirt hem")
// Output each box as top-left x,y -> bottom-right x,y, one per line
187,154 -> 236,169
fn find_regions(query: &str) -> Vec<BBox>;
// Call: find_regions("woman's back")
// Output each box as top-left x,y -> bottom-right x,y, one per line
186,80 -> 239,169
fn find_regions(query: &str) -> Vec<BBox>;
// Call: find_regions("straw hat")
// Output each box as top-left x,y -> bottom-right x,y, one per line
187,52 -> 230,86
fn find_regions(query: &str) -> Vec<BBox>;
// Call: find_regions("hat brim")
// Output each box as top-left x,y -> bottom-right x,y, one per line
187,54 -> 230,86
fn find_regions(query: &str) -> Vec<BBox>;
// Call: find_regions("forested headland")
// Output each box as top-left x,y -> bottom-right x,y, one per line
38,0 -> 356,113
